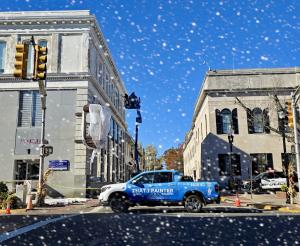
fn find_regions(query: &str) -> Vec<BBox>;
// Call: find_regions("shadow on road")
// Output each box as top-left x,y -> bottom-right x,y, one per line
127,206 -> 262,214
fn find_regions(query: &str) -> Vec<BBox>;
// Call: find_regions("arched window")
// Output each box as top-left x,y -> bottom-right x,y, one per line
247,107 -> 270,134
253,108 -> 264,133
221,109 -> 232,134
216,108 -> 239,134
0,41 -> 6,73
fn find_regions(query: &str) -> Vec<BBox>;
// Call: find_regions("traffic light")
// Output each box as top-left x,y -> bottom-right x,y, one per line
285,101 -> 294,128
34,45 -> 47,80
124,92 -> 141,109
40,145 -> 53,157
13,43 -> 29,79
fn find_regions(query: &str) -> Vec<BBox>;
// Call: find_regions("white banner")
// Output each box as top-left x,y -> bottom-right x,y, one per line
88,104 -> 112,150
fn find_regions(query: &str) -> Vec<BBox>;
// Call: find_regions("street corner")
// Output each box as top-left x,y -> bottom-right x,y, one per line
247,203 -> 300,213
220,196 -> 250,207
278,205 -> 300,213
0,208 -> 27,215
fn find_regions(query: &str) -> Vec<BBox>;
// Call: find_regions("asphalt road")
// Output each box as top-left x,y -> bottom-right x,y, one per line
1,207 -> 300,245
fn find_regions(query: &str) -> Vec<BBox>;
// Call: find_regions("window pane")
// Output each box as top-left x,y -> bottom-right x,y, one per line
218,154 -> 240,176
251,153 -> 273,175
0,41 -> 6,73
18,91 -> 32,127
23,40 -> 34,75
135,173 -> 154,184
253,108 -> 264,133
221,109 -> 231,134
154,172 -> 173,183
32,91 -> 42,126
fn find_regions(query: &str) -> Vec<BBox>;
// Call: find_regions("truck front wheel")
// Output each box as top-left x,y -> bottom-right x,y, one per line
184,195 -> 203,213
109,194 -> 129,213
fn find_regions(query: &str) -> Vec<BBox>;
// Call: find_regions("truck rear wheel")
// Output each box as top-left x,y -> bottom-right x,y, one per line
109,194 -> 129,213
184,195 -> 203,213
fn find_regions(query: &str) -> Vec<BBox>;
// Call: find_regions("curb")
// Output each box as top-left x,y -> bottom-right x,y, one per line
278,207 -> 300,213
248,204 -> 300,212
0,208 -> 27,215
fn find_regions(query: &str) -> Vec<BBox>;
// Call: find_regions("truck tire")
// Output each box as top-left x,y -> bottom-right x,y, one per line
184,194 -> 203,213
109,194 -> 129,213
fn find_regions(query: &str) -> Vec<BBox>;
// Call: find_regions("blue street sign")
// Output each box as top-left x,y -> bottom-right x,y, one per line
49,160 -> 69,170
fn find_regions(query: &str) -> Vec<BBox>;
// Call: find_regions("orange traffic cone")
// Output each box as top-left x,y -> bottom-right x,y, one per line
26,195 -> 33,211
5,203 -> 11,215
235,193 -> 241,207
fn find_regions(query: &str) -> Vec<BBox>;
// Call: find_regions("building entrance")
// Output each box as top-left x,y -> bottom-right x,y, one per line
15,160 -> 39,180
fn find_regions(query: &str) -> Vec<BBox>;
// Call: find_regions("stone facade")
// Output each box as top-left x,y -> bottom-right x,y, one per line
0,10 -> 132,197
183,67 -> 300,187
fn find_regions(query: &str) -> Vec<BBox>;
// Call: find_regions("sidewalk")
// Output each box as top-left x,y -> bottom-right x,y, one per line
0,199 -> 100,215
221,191 -> 300,212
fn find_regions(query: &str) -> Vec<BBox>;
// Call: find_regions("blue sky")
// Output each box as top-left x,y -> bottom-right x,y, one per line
1,0 -> 300,155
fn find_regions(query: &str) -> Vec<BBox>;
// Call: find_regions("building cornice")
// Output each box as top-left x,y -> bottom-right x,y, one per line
89,17 -> 127,94
0,17 -> 94,28
207,67 -> 300,77
0,73 -> 91,82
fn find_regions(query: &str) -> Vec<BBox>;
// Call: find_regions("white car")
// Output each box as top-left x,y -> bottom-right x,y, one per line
242,171 -> 290,192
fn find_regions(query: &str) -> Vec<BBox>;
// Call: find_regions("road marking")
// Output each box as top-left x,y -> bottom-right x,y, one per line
0,214 -> 77,243
88,206 -> 112,213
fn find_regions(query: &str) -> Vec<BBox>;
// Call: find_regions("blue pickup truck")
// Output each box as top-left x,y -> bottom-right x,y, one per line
99,170 -> 220,213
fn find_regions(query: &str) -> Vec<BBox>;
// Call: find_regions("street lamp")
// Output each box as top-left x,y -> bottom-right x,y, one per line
278,108 -> 290,203
227,128 -> 234,190
124,92 -> 142,173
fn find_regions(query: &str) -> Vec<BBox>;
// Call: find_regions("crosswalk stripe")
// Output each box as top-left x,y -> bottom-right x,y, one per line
0,214 -> 77,243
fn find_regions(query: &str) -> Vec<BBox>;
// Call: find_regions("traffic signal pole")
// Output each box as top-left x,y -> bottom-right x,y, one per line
13,37 -> 49,206
37,93 -> 46,206
135,122 -> 139,173
31,37 -> 48,207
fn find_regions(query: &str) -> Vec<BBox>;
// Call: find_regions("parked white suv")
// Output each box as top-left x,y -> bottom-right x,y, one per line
242,171 -> 298,192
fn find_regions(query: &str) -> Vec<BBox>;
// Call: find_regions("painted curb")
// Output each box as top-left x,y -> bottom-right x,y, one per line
278,207 -> 300,213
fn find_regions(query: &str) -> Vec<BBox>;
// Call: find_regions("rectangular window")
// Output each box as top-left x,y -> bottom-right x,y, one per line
250,153 -> 273,174
0,41 -> 6,73
98,61 -> 104,87
15,160 -> 39,180
218,154 -> 241,176
154,172 -> 173,183
18,91 -> 42,127
105,66 -> 109,94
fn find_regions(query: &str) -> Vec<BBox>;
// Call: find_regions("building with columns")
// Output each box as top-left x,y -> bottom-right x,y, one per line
183,67 -> 300,187
0,10 -> 134,197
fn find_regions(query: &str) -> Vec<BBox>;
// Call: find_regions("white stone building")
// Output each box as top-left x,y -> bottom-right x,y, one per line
0,10 -> 133,197
183,67 -> 300,187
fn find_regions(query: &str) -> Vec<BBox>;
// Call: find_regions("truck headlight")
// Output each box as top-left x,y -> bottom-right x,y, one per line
101,186 -> 111,193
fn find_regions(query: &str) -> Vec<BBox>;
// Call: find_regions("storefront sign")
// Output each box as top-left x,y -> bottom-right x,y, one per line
49,160 -> 69,170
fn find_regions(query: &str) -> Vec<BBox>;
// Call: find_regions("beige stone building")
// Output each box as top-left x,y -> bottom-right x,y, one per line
183,67 -> 300,187
0,10 -> 136,197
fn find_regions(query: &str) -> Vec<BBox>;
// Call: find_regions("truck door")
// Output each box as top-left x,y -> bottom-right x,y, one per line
146,172 -> 177,201
127,172 -> 155,202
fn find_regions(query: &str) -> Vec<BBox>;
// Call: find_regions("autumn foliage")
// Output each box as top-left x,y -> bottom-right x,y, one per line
162,145 -> 184,172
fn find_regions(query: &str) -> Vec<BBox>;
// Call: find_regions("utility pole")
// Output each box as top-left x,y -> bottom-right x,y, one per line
227,127 -> 234,191
124,92 -> 142,173
291,86 -> 300,203
31,36 -> 49,206
236,95 -> 293,203
274,94 -> 291,203
13,36 -> 51,206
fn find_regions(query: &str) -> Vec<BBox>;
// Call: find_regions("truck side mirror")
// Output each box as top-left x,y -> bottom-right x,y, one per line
132,180 -> 144,188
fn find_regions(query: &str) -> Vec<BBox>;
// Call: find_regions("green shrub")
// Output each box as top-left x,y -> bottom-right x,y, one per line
1,193 -> 23,209
281,184 -> 288,192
